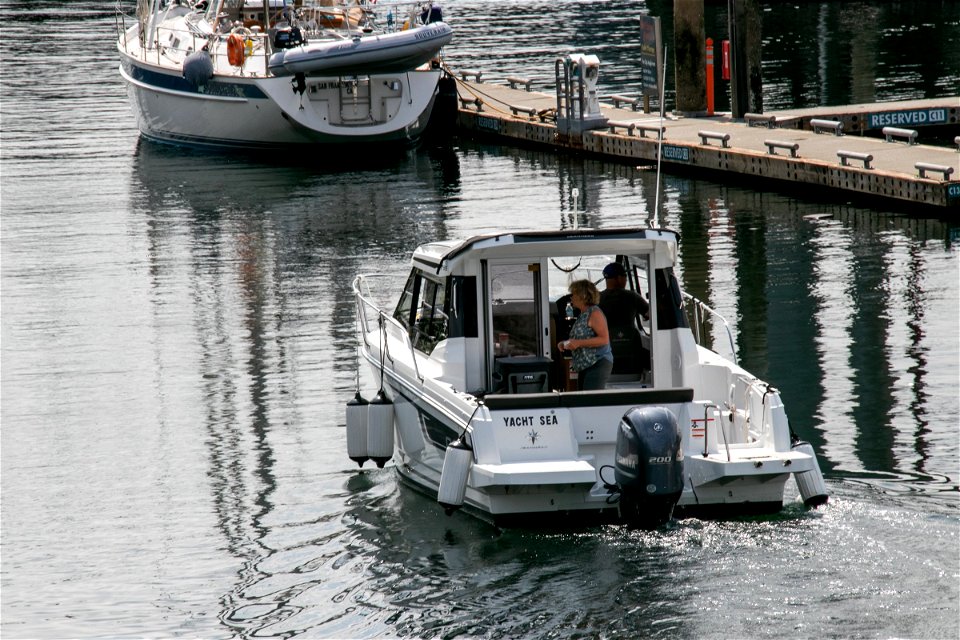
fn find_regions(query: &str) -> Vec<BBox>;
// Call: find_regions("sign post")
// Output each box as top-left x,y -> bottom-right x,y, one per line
638,14 -> 663,114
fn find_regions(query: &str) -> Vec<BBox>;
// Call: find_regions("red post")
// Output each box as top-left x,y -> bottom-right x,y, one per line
721,40 -> 731,80
705,38 -> 715,115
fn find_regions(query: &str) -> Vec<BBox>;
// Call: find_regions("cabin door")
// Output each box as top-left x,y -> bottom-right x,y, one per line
486,261 -> 545,359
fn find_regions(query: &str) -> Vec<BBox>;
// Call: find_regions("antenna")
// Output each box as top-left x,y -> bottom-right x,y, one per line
651,45 -> 668,228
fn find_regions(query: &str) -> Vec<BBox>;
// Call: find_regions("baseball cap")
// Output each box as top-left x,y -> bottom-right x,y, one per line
602,263 -> 626,278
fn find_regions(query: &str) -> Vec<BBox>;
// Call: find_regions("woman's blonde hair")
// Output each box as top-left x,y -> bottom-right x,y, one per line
569,279 -> 600,305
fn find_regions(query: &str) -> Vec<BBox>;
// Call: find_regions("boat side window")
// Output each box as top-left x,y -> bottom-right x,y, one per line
413,278 -> 448,354
446,276 -> 478,339
393,270 -> 420,333
394,270 -> 458,354
654,267 -> 689,330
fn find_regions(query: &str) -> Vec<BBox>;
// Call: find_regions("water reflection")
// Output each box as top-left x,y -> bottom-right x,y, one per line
129,140 -> 465,635
448,0 -> 959,111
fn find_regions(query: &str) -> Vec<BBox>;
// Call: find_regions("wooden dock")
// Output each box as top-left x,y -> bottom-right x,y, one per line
452,78 -> 960,211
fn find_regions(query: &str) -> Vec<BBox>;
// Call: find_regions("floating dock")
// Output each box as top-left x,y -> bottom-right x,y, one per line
452,76 -> 960,211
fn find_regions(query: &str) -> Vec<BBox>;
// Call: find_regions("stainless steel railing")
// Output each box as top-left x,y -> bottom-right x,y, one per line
683,292 -> 737,365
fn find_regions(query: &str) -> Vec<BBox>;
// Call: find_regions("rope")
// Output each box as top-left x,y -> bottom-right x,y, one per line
442,62 -> 553,121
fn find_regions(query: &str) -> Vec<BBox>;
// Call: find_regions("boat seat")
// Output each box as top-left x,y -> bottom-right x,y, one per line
608,324 -> 649,375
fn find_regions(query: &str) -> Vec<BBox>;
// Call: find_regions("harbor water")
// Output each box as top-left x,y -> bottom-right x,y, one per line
2,1 -> 958,638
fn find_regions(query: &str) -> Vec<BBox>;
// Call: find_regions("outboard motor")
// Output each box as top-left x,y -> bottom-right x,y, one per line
273,26 -> 304,50
614,406 -> 684,529
420,3 -> 443,23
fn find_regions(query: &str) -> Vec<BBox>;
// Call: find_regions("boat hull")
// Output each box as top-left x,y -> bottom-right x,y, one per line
118,41 -> 441,149
363,351 -> 807,525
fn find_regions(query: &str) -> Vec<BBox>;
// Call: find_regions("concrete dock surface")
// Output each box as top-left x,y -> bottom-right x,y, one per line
453,79 -> 959,210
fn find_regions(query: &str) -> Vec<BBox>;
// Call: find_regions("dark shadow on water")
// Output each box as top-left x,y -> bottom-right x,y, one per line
133,135 -> 423,173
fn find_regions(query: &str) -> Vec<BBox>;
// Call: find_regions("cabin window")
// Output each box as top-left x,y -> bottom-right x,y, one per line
489,263 -> 541,357
393,270 -> 450,355
655,267 -> 689,330
394,271 -> 419,331
446,276 -> 478,339
413,278 -> 448,353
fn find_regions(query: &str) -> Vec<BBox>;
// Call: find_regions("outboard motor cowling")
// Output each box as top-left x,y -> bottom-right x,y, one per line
273,26 -> 304,50
615,406 -> 684,529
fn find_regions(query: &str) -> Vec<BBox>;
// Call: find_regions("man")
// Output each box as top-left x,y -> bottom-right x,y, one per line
599,262 -> 650,374
599,262 -> 648,325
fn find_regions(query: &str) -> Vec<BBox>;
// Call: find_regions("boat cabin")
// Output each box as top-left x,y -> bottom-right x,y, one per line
388,229 -> 693,396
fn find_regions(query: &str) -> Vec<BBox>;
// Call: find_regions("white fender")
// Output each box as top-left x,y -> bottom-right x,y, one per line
345,391 -> 369,467
791,440 -> 828,507
437,438 -> 473,515
367,390 -> 395,468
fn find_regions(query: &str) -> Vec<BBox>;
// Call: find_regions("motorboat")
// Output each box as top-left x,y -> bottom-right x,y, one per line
116,0 -> 452,149
349,227 -> 828,528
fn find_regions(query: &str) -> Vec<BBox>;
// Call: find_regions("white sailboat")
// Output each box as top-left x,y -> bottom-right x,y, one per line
116,0 -> 452,149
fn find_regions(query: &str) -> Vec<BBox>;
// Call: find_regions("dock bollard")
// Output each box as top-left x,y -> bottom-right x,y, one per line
811,118 -> 843,135
459,69 -> 483,83
915,162 -> 955,180
882,126 -> 918,144
837,150 -> 873,169
506,76 -> 533,91
745,113 -> 776,129
699,131 -> 730,148
764,140 -> 799,158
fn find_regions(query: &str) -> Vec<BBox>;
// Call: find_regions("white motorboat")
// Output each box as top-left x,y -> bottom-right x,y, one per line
116,0 -> 452,149
349,227 -> 828,528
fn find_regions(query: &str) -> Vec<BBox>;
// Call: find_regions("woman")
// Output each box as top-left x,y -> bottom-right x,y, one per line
557,279 -> 613,390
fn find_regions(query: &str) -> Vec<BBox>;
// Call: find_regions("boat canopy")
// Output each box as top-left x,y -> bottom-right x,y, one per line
413,228 -> 680,274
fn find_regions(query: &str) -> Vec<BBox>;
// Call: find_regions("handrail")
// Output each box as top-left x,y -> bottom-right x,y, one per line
682,292 -> 737,364
353,274 -> 424,384
701,403 -> 719,458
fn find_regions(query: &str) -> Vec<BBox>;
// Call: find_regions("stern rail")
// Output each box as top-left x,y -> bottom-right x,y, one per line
682,292 -> 737,364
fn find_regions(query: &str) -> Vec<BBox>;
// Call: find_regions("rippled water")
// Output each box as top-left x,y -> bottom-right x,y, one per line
2,1 -> 959,638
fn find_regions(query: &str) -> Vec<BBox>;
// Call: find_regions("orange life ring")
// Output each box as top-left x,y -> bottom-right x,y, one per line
227,33 -> 245,67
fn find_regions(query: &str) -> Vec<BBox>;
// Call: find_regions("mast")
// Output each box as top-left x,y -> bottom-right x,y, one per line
143,0 -> 160,49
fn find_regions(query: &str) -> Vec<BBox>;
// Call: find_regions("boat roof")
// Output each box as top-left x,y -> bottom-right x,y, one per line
413,227 -> 680,273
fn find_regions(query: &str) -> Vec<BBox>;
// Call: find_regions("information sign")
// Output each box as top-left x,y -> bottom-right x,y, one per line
639,15 -> 663,98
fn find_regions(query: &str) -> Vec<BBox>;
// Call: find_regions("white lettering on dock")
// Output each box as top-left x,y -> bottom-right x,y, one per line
868,109 -> 947,129
477,116 -> 501,133
661,145 -> 690,162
